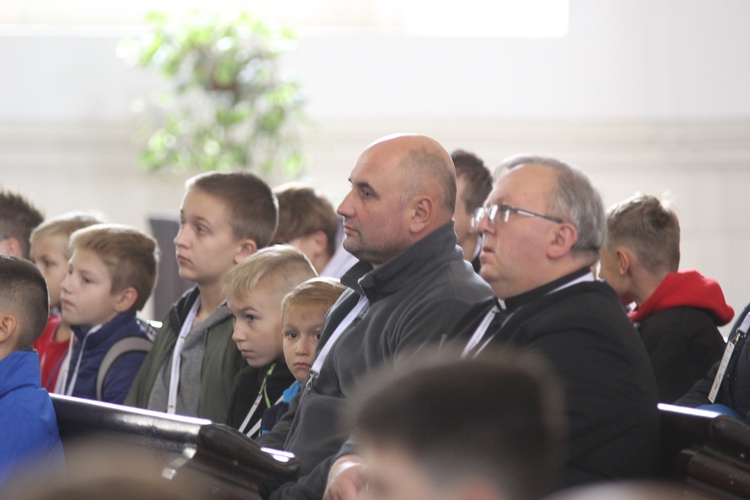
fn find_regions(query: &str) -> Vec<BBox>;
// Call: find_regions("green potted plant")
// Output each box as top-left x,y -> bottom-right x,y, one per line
119,10 -> 306,177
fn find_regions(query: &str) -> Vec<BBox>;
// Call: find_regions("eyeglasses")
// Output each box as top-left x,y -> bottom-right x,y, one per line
472,204 -> 564,229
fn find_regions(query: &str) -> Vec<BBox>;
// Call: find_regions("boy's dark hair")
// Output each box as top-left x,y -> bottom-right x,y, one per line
451,149 -> 492,214
0,254 -> 49,347
70,224 -> 159,312
272,183 -> 339,259
187,172 -> 278,249
607,193 -> 680,274
349,349 -> 564,500
0,189 -> 44,259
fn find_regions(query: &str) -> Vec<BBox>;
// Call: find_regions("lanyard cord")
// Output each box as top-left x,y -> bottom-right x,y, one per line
261,363 -> 276,408
59,324 -> 103,396
54,333 -> 76,394
167,298 -> 200,414
309,295 -> 368,377
708,312 -> 750,402
239,362 -> 278,437
462,306 -> 499,357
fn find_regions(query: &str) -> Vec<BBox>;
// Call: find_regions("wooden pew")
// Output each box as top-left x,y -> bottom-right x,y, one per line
51,394 -> 299,499
659,403 -> 750,499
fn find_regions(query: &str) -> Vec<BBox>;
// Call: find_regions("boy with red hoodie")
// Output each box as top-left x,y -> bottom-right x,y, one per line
599,193 -> 734,403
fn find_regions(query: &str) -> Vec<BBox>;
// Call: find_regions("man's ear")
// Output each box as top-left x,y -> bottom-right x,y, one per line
0,312 -> 18,344
547,222 -> 578,259
234,239 -> 258,264
113,287 -> 138,313
409,196 -> 434,233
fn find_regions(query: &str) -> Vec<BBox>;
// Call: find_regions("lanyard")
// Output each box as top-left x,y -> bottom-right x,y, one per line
239,363 -> 282,437
58,324 -> 103,397
462,306 -> 499,357
708,312 -> 750,403
54,335 -> 75,394
309,295 -> 368,377
167,298 -> 200,414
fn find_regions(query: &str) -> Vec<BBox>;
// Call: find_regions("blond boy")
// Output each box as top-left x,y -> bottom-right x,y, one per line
224,245 -> 317,437
282,277 -> 346,384
56,224 -> 158,404
126,172 -> 278,424
0,255 -> 63,486
600,193 -> 732,402
30,212 -> 103,391
257,277 -> 346,435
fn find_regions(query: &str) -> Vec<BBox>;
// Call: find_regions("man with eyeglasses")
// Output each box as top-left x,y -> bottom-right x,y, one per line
456,155 -> 660,491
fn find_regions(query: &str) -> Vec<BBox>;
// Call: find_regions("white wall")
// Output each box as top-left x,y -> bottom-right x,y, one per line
1,0 -> 750,326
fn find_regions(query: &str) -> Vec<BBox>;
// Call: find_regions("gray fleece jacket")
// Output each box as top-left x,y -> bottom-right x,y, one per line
256,222 -> 493,499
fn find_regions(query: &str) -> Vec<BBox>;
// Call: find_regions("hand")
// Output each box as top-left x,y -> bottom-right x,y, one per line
323,454 -> 367,500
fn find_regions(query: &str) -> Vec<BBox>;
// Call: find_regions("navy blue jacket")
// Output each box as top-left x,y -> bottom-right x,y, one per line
63,311 -> 152,404
677,302 -> 750,423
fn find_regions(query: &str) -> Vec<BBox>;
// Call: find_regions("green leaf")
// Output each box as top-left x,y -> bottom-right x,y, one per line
125,8 -> 308,177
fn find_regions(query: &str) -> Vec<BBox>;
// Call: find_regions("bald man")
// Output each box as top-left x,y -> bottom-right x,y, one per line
256,134 -> 492,499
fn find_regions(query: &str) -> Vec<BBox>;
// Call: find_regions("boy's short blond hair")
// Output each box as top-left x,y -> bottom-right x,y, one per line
0,255 -> 49,347
69,224 -> 159,312
187,171 -> 278,249
282,277 -> 346,322
31,211 -> 105,259
606,193 -> 680,275
223,245 -> 317,302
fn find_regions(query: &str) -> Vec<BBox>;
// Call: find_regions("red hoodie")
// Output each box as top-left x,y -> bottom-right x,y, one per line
628,269 -> 734,325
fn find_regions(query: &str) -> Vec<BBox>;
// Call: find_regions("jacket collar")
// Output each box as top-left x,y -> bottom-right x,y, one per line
170,286 -> 202,328
0,350 -> 40,397
168,286 -> 233,333
71,310 -> 137,345
500,267 -> 592,313
341,222 -> 463,303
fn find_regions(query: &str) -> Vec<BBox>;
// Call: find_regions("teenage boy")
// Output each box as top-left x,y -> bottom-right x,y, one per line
451,150 -> 493,272
0,255 -> 63,487
599,193 -> 733,403
125,172 -> 278,424
56,224 -> 158,404
30,211 -> 104,391
260,277 -> 346,434
0,188 -> 44,260
224,245 -> 316,437
272,183 -> 357,278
